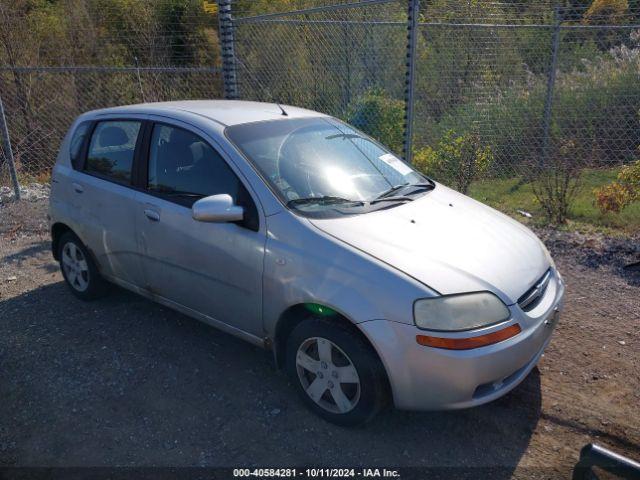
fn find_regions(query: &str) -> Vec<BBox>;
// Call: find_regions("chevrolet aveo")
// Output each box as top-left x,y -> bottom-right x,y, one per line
49,100 -> 564,425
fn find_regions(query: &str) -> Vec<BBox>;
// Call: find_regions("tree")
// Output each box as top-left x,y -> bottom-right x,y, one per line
584,0 -> 630,25
0,0 -> 68,171
583,0 -> 630,47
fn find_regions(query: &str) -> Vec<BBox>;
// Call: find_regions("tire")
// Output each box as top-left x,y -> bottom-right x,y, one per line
58,231 -> 108,301
286,316 -> 389,426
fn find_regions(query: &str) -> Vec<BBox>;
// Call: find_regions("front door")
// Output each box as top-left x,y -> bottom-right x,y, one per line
136,122 -> 265,337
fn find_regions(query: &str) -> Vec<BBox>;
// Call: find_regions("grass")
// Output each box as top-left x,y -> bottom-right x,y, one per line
467,168 -> 640,236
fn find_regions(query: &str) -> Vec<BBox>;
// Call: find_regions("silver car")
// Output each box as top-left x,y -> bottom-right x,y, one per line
49,100 -> 565,425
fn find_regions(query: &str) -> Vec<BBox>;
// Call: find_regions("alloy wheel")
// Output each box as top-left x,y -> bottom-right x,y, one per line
61,242 -> 90,292
295,336 -> 361,414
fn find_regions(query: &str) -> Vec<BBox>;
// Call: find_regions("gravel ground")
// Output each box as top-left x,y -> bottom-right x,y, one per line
0,196 -> 638,478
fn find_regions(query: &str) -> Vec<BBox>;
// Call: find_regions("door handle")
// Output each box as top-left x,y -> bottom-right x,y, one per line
72,182 -> 84,193
144,209 -> 160,222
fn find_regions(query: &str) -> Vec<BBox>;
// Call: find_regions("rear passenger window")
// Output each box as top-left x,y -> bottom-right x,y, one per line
85,121 -> 141,183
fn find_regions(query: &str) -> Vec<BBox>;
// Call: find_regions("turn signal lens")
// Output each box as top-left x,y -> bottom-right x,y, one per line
416,324 -> 522,350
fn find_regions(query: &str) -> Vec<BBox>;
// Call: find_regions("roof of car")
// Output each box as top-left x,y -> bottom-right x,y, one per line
92,100 -> 326,126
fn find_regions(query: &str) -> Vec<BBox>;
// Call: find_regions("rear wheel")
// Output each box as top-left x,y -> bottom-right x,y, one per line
286,316 -> 388,426
58,232 -> 107,300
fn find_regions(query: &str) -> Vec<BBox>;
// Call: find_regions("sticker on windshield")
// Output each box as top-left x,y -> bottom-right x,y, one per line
379,153 -> 413,176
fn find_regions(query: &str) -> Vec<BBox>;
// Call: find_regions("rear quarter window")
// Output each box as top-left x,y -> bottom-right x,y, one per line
69,122 -> 91,170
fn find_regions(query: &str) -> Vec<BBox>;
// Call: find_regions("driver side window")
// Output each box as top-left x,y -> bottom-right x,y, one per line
147,124 -> 241,204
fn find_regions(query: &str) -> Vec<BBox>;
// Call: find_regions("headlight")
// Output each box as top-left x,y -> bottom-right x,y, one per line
414,292 -> 511,331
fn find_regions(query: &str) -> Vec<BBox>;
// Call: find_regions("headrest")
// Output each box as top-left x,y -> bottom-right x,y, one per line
168,128 -> 195,146
190,141 -> 207,161
99,126 -> 129,148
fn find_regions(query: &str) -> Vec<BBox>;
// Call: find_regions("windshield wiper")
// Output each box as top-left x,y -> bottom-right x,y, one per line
370,195 -> 415,205
410,181 -> 435,189
325,133 -> 363,141
287,196 -> 365,208
371,181 -> 435,205
376,181 -> 434,200
376,183 -> 410,199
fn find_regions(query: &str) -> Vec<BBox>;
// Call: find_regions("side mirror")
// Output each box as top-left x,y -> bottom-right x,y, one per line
192,194 -> 244,223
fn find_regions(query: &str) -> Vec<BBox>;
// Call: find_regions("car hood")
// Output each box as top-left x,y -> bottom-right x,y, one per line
309,184 -> 549,305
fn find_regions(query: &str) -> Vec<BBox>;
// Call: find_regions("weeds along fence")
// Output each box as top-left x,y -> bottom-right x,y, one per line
1,0 -> 640,204
0,66 -> 222,193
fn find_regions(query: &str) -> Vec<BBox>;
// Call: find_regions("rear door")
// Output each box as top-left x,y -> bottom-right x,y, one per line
135,120 -> 266,337
67,118 -> 145,287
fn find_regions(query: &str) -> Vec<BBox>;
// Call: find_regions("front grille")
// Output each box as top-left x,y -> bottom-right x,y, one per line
517,269 -> 552,312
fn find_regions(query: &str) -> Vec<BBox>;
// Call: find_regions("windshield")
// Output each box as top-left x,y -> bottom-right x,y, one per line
226,117 -> 429,216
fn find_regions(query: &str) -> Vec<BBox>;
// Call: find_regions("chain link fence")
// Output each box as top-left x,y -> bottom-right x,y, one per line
0,0 -> 222,198
230,0 -> 640,221
1,0 -> 639,223
232,0 -> 410,156
0,66 -> 222,193
410,13 -> 640,193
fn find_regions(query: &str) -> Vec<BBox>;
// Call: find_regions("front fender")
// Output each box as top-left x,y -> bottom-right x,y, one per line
261,212 -> 434,338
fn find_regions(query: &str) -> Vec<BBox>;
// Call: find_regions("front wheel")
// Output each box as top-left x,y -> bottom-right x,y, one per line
286,316 -> 389,426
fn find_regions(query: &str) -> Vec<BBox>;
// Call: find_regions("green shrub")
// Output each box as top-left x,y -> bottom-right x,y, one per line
531,140 -> 583,224
414,129 -> 494,194
595,159 -> 640,212
423,87 -> 545,177
346,89 -> 405,155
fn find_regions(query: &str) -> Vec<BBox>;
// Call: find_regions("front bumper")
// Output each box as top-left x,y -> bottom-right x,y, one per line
359,269 -> 565,411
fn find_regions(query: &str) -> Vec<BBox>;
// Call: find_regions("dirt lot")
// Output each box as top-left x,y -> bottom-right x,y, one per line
0,196 -> 638,478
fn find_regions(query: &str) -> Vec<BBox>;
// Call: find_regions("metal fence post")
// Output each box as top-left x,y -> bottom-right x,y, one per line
0,94 -> 20,200
218,0 -> 239,100
403,0 -> 420,164
134,57 -> 147,103
541,7 -> 561,168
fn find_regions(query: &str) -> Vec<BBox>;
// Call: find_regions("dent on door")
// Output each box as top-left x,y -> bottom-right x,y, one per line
71,173 -> 144,286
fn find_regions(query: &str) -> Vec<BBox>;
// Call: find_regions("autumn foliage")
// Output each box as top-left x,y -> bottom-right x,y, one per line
595,159 -> 640,213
